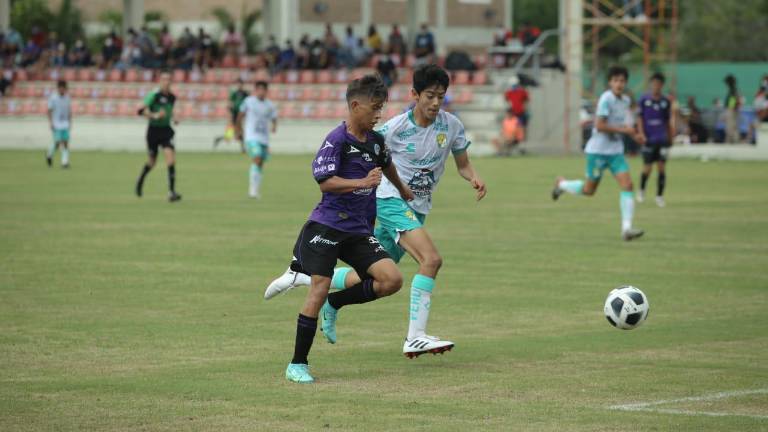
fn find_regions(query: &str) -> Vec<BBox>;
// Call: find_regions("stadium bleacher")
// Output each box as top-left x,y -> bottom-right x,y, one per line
1,66 -> 486,121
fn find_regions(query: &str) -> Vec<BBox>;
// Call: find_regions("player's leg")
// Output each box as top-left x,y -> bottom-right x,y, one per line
245,140 -> 266,198
655,147 -> 669,207
135,144 -> 157,198
163,146 -> 181,202
320,235 -> 403,344
47,130 -> 60,167
60,138 -> 70,168
552,154 -> 601,200
638,146 -> 655,203
612,156 -> 644,241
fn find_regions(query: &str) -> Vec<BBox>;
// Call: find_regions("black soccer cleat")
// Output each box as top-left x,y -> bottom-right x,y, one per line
551,176 -> 565,201
135,182 -> 143,198
62,164 -> 70,169
168,192 -> 182,203
46,155 -> 52,167
622,228 -> 645,241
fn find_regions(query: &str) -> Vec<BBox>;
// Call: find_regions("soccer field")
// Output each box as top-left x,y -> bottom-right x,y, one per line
1,150 -> 766,431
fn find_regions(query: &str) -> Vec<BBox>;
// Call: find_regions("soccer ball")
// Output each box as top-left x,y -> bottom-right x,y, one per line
604,286 -> 649,330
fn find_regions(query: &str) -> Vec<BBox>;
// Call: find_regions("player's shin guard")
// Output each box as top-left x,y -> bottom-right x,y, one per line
620,191 -> 635,232
167,164 -> 176,193
326,279 -> 377,310
407,274 -> 435,340
330,267 -> 352,290
291,313 -> 318,365
559,179 -> 584,195
657,172 -> 666,197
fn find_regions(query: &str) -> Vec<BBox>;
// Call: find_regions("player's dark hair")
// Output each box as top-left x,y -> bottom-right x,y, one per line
345,74 -> 388,104
607,65 -> 629,80
650,72 -> 665,83
57,80 -> 67,88
255,80 -> 269,89
412,64 -> 450,94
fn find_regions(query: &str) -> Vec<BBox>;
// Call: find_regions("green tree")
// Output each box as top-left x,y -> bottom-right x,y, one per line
10,0 -> 53,38
52,0 -> 84,46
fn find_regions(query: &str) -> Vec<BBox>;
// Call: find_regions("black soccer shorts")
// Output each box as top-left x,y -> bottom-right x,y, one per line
146,126 -> 175,157
641,141 -> 671,164
291,221 -> 391,278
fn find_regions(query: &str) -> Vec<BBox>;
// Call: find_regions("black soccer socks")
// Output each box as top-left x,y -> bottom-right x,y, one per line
327,279 -> 377,310
292,314 -> 318,365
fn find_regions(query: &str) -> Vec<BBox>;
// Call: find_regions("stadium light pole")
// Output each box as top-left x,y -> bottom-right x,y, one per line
0,0 -> 9,33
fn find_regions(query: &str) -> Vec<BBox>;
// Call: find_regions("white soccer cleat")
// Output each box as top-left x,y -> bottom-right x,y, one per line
249,185 -> 260,199
636,190 -> 645,203
655,196 -> 666,207
403,335 -> 454,359
264,267 -> 311,300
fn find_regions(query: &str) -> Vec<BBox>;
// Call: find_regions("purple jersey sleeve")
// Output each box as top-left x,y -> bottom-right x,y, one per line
312,137 -> 342,183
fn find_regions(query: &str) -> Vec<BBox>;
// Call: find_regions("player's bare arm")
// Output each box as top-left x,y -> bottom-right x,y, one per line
319,168 -> 382,194
453,151 -> 486,201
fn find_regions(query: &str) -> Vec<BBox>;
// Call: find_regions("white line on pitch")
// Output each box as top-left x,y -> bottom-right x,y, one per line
607,388 -> 768,420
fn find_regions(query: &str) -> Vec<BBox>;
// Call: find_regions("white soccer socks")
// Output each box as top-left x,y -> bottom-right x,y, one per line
620,190 -> 635,232
407,274 -> 435,340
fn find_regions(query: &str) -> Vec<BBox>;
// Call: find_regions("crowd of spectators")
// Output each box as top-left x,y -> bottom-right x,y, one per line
0,22 -> 438,74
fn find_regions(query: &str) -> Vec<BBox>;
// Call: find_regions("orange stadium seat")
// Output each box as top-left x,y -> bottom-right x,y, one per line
178,102 -> 196,120
14,69 -> 28,81
317,86 -> 333,101
350,68 -> 373,80
284,70 -> 300,84
77,68 -> 94,81
84,101 -> 101,116
284,87 -> 301,101
203,69 -> 218,84
279,103 -> 300,119
268,86 -> 285,100
108,69 -> 122,82
214,103 -> 229,119
188,69 -> 202,83
200,87 -> 217,102
117,101 -> 135,116
93,69 -> 107,81
121,86 -> 139,100
452,71 -> 471,85
0,100 -> 7,115
172,69 -> 186,83
472,70 -> 487,85
221,56 -> 237,68
62,69 -> 77,81
216,87 -> 228,101
300,87 -> 319,101
124,69 -> 139,82
140,69 -> 154,82
474,54 -> 488,69
90,86 -> 105,99
333,69 -> 349,84
316,70 -> 333,84
106,86 -> 122,99
102,101 -> 118,116
219,69 -> 238,84
71,100 -> 86,115
312,103 -> 332,119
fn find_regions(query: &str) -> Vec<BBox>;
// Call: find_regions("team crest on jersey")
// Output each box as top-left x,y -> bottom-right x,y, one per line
374,143 -> 380,155
436,133 -> 447,148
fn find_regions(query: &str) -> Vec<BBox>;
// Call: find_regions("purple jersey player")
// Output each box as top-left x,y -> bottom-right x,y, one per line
637,72 -> 675,207
280,75 -> 414,384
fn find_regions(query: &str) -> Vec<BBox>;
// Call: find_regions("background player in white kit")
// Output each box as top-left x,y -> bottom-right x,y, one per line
236,80 -> 277,198
46,80 -> 72,168
265,65 -> 487,358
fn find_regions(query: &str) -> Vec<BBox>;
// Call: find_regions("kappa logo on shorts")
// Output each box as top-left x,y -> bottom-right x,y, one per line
367,236 -> 380,244
309,235 -> 339,246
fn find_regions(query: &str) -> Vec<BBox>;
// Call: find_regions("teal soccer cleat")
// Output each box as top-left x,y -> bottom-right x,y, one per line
285,363 -> 314,384
320,300 -> 338,344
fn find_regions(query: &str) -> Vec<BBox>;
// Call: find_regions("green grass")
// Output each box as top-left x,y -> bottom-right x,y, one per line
1,150 -> 767,431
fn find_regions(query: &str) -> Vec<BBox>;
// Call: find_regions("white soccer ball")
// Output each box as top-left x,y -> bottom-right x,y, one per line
604,286 -> 649,330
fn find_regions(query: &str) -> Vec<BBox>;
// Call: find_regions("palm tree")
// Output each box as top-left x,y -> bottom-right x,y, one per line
211,6 -> 262,54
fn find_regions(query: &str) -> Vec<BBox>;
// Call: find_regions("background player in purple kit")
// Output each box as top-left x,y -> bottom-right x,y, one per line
282,75 -> 414,384
636,72 -> 674,207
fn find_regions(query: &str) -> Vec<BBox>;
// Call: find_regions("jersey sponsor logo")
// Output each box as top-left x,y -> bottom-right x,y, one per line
412,154 -> 441,166
436,133 -> 447,148
316,156 -> 336,164
433,121 -> 449,132
353,187 -> 374,195
407,169 -> 436,198
309,235 -> 339,246
362,153 -> 373,162
405,143 -> 416,153
313,163 -> 335,174
321,141 -> 334,150
396,127 -> 419,140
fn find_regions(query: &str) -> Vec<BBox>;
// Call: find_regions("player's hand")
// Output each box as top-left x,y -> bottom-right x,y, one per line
154,111 -> 166,120
360,167 -> 383,188
399,187 -> 416,202
622,126 -> 636,136
636,133 -> 647,145
471,177 -> 487,201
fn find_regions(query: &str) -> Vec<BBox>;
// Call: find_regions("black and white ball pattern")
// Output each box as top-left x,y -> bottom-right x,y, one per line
604,286 -> 649,330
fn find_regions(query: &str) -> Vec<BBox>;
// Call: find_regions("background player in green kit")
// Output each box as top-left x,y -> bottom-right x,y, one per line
265,65 -> 487,358
135,71 -> 182,202
213,78 -> 248,153
551,65 -> 644,241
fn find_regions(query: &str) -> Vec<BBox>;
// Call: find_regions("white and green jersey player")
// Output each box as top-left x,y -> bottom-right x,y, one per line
551,65 -> 644,241
264,65 -> 487,358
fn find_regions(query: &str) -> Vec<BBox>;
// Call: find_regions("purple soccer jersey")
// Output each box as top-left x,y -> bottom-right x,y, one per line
308,123 -> 391,235
638,94 -> 671,144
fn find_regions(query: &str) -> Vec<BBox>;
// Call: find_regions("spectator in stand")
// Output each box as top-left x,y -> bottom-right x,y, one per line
376,52 -> 398,88
686,96 -> 708,143
197,27 -> 215,69
265,35 -> 281,67
222,24 -> 244,61
754,77 -> 768,124
518,20 -> 541,46
0,67 -> 12,96
296,34 -> 311,69
136,26 -> 156,68
2,28 -> 24,66
101,31 -> 122,68
723,74 -> 741,143
323,23 -> 340,66
51,42 -> 67,67
504,75 -> 530,139
387,24 -> 407,60
277,39 -> 296,70
309,38 -> 329,69
492,109 -> 526,156
158,25 -> 174,68
493,24 -> 513,46
179,27 -> 195,47
413,23 -> 435,66
367,25 -> 382,54
20,39 -> 41,68
69,38 -> 92,67
339,25 -> 358,69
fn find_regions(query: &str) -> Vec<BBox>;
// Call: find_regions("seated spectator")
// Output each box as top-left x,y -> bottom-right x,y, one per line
20,40 -> 41,67
686,97 -> 708,143
101,31 -> 122,68
277,39 -> 296,70
444,50 -> 476,71
492,109 -> 526,156
2,28 -> 24,67
755,80 -> 768,124
136,26 -> 156,68
221,24 -> 243,61
197,27 -> 215,69
413,23 -> 435,66
51,42 -> 67,67
296,34 -> 311,69
323,23 -> 340,64
0,67 -> 12,96
367,25 -> 382,54
309,38 -> 330,69
376,52 -> 397,87
387,24 -> 407,60
69,39 -> 92,67
493,24 -> 513,46
265,35 -> 280,66
339,25 -> 357,69
158,25 -> 174,68
504,75 -> 530,135
518,20 -> 541,46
